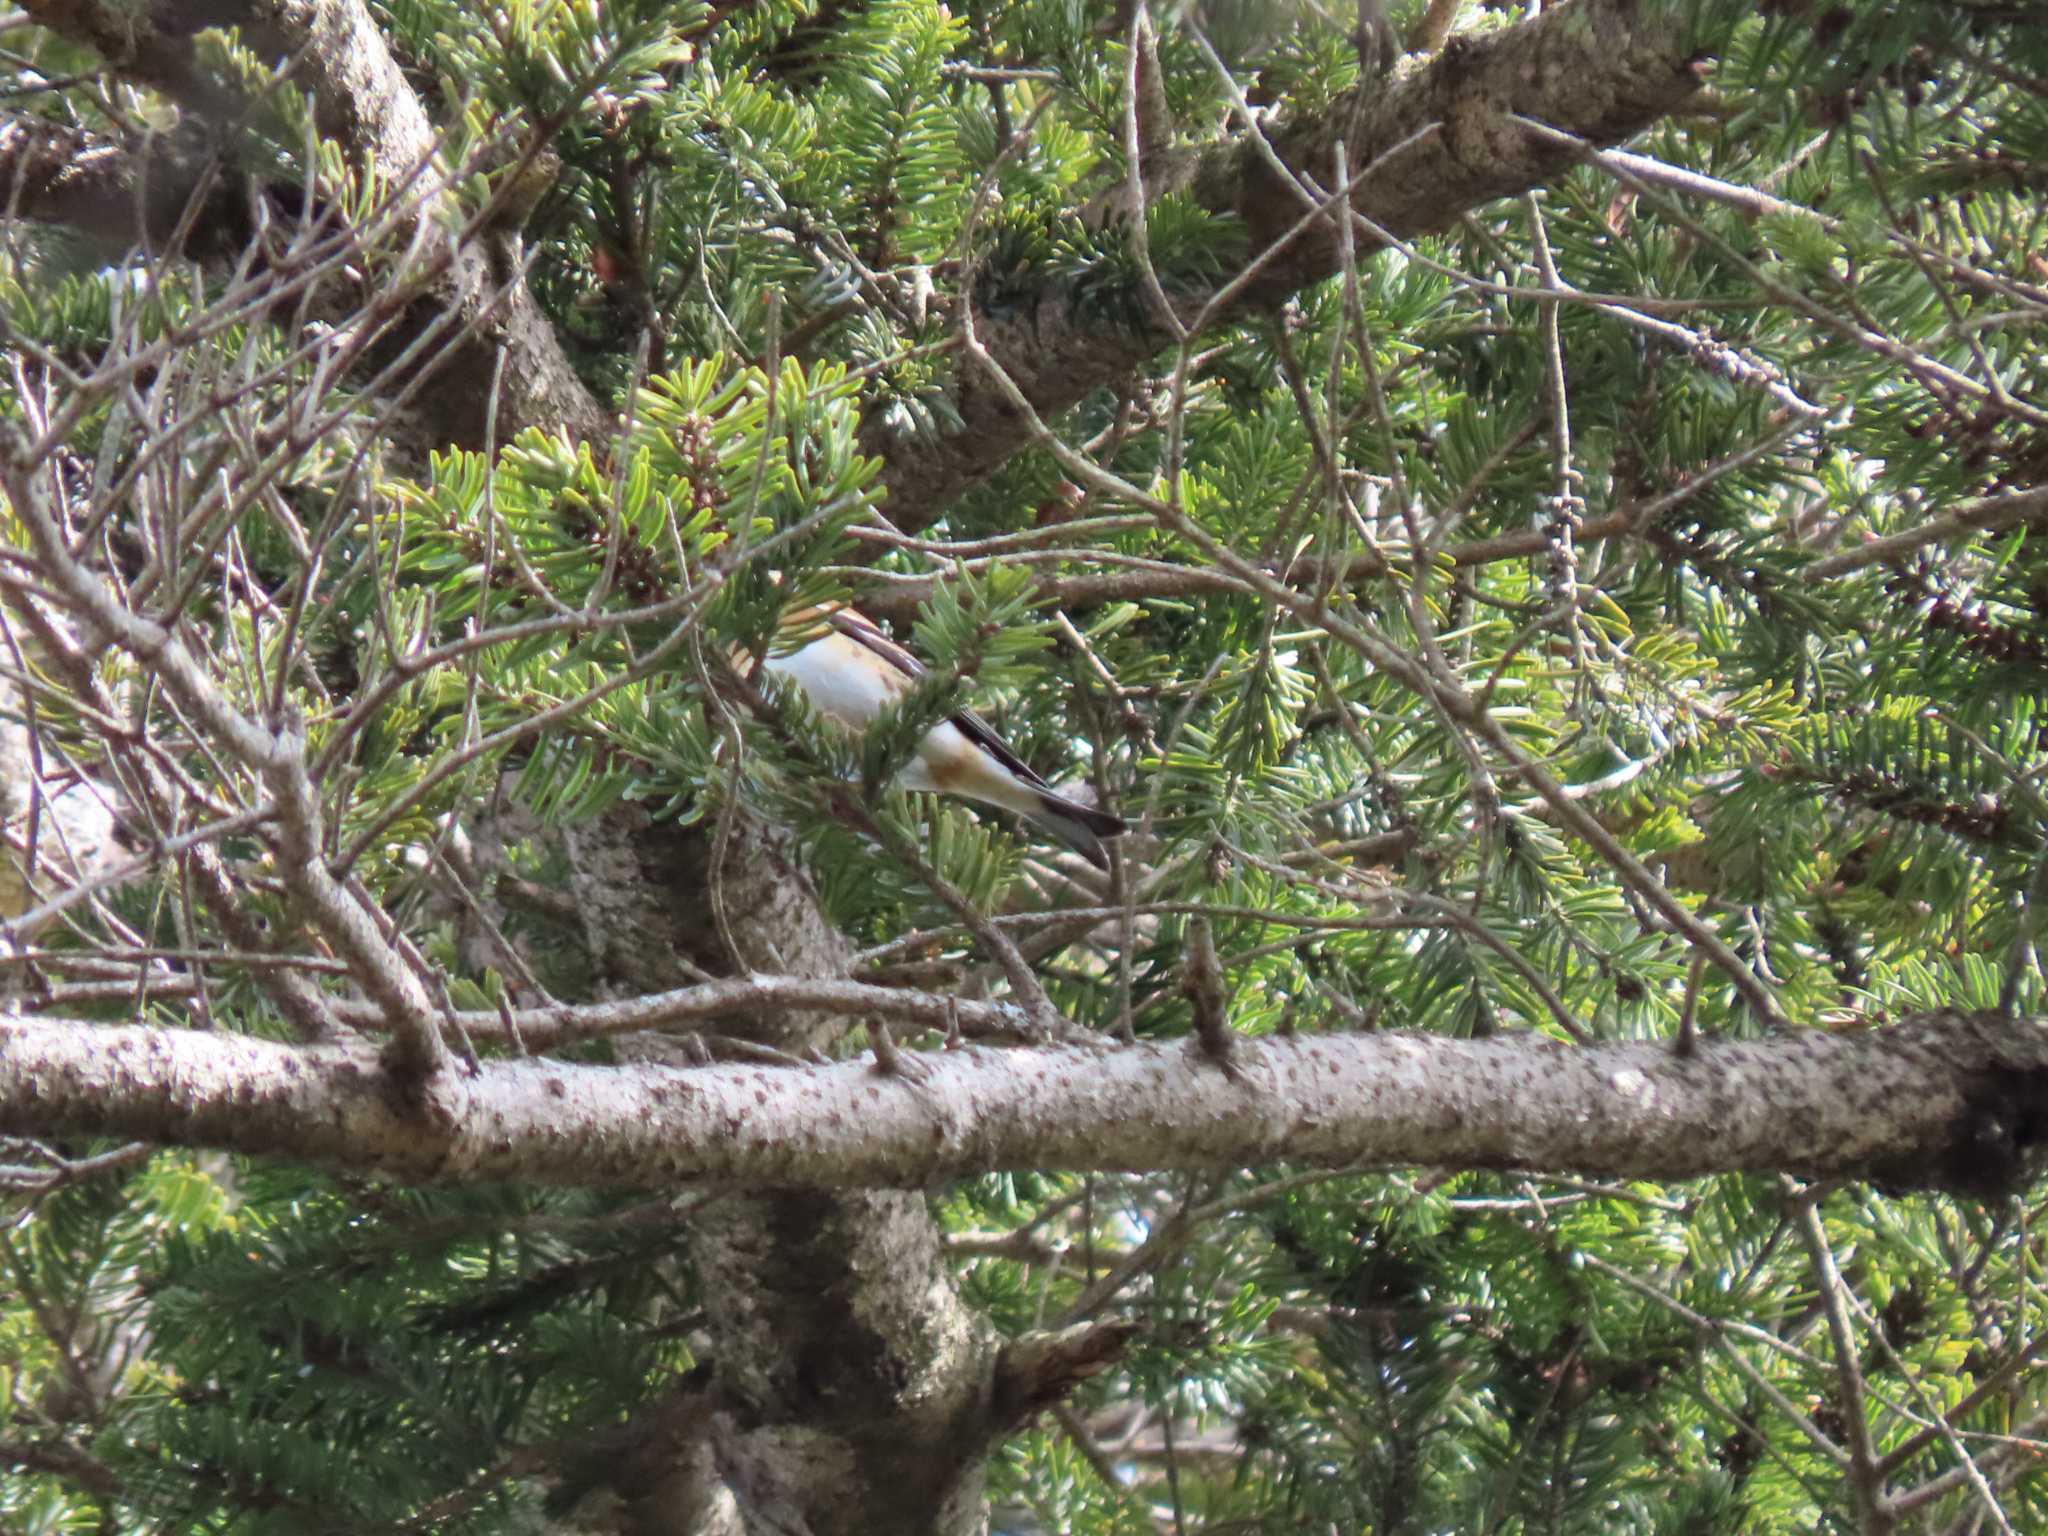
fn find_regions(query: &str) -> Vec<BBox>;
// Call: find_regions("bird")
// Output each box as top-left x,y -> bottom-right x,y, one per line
737,603 -> 1128,870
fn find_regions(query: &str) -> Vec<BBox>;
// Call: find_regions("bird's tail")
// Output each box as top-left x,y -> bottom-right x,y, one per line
1028,793 -> 1127,872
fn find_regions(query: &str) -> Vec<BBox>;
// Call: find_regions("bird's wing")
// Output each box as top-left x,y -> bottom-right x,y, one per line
817,605 -> 925,678
822,607 -> 1057,793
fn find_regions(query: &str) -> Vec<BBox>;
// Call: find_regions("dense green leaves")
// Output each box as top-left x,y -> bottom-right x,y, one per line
3,0 -> 2046,1530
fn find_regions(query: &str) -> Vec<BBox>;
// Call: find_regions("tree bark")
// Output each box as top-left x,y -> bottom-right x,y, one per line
5,1009 -> 2043,1198
531,809 -> 1009,1535
0,5 -> 1788,1532
12,0 -> 608,451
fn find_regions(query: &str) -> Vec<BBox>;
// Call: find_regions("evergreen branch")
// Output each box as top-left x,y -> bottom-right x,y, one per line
0,450 -> 452,1085
949,309 -> 1785,1024
1884,562 -> 2048,671
850,428 -> 1840,622
13,0 -> 607,451
872,0 -> 1709,530
1809,486 -> 2048,579
1876,1336 -> 2048,1478
1790,1189 -> 1894,1527
3,1009 -> 2043,1195
0,1437 -> 124,1499
1888,1412 -> 2048,1522
1781,763 -> 2025,851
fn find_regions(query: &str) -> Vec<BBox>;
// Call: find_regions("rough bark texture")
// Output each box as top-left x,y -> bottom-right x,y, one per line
0,119 -> 249,262
0,3 -> 1785,1532
534,808 -> 1005,1535
12,0 -> 608,451
6,1010 -> 2045,1197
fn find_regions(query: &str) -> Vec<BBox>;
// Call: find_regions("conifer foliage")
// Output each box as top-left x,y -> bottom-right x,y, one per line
0,0 -> 2044,1531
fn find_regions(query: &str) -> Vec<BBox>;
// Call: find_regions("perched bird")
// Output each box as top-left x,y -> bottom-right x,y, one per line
739,605 -> 1127,870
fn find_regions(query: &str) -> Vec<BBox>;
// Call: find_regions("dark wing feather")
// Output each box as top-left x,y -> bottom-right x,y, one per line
945,709 -> 1056,793
822,607 -> 924,677
824,608 -> 1055,792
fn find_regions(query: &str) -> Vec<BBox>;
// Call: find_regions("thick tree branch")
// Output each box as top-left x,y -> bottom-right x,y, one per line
1804,485 -> 2048,579
4,1011 -> 2042,1196
13,0 -> 606,450
0,118 -> 251,260
869,0 -> 1709,529
537,808 -> 1004,1536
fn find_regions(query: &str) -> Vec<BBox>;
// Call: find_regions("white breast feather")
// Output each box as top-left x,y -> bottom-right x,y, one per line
760,632 -> 904,730
761,633 -> 1041,816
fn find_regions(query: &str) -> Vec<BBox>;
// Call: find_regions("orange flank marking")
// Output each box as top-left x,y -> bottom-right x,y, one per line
922,738 -> 983,792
